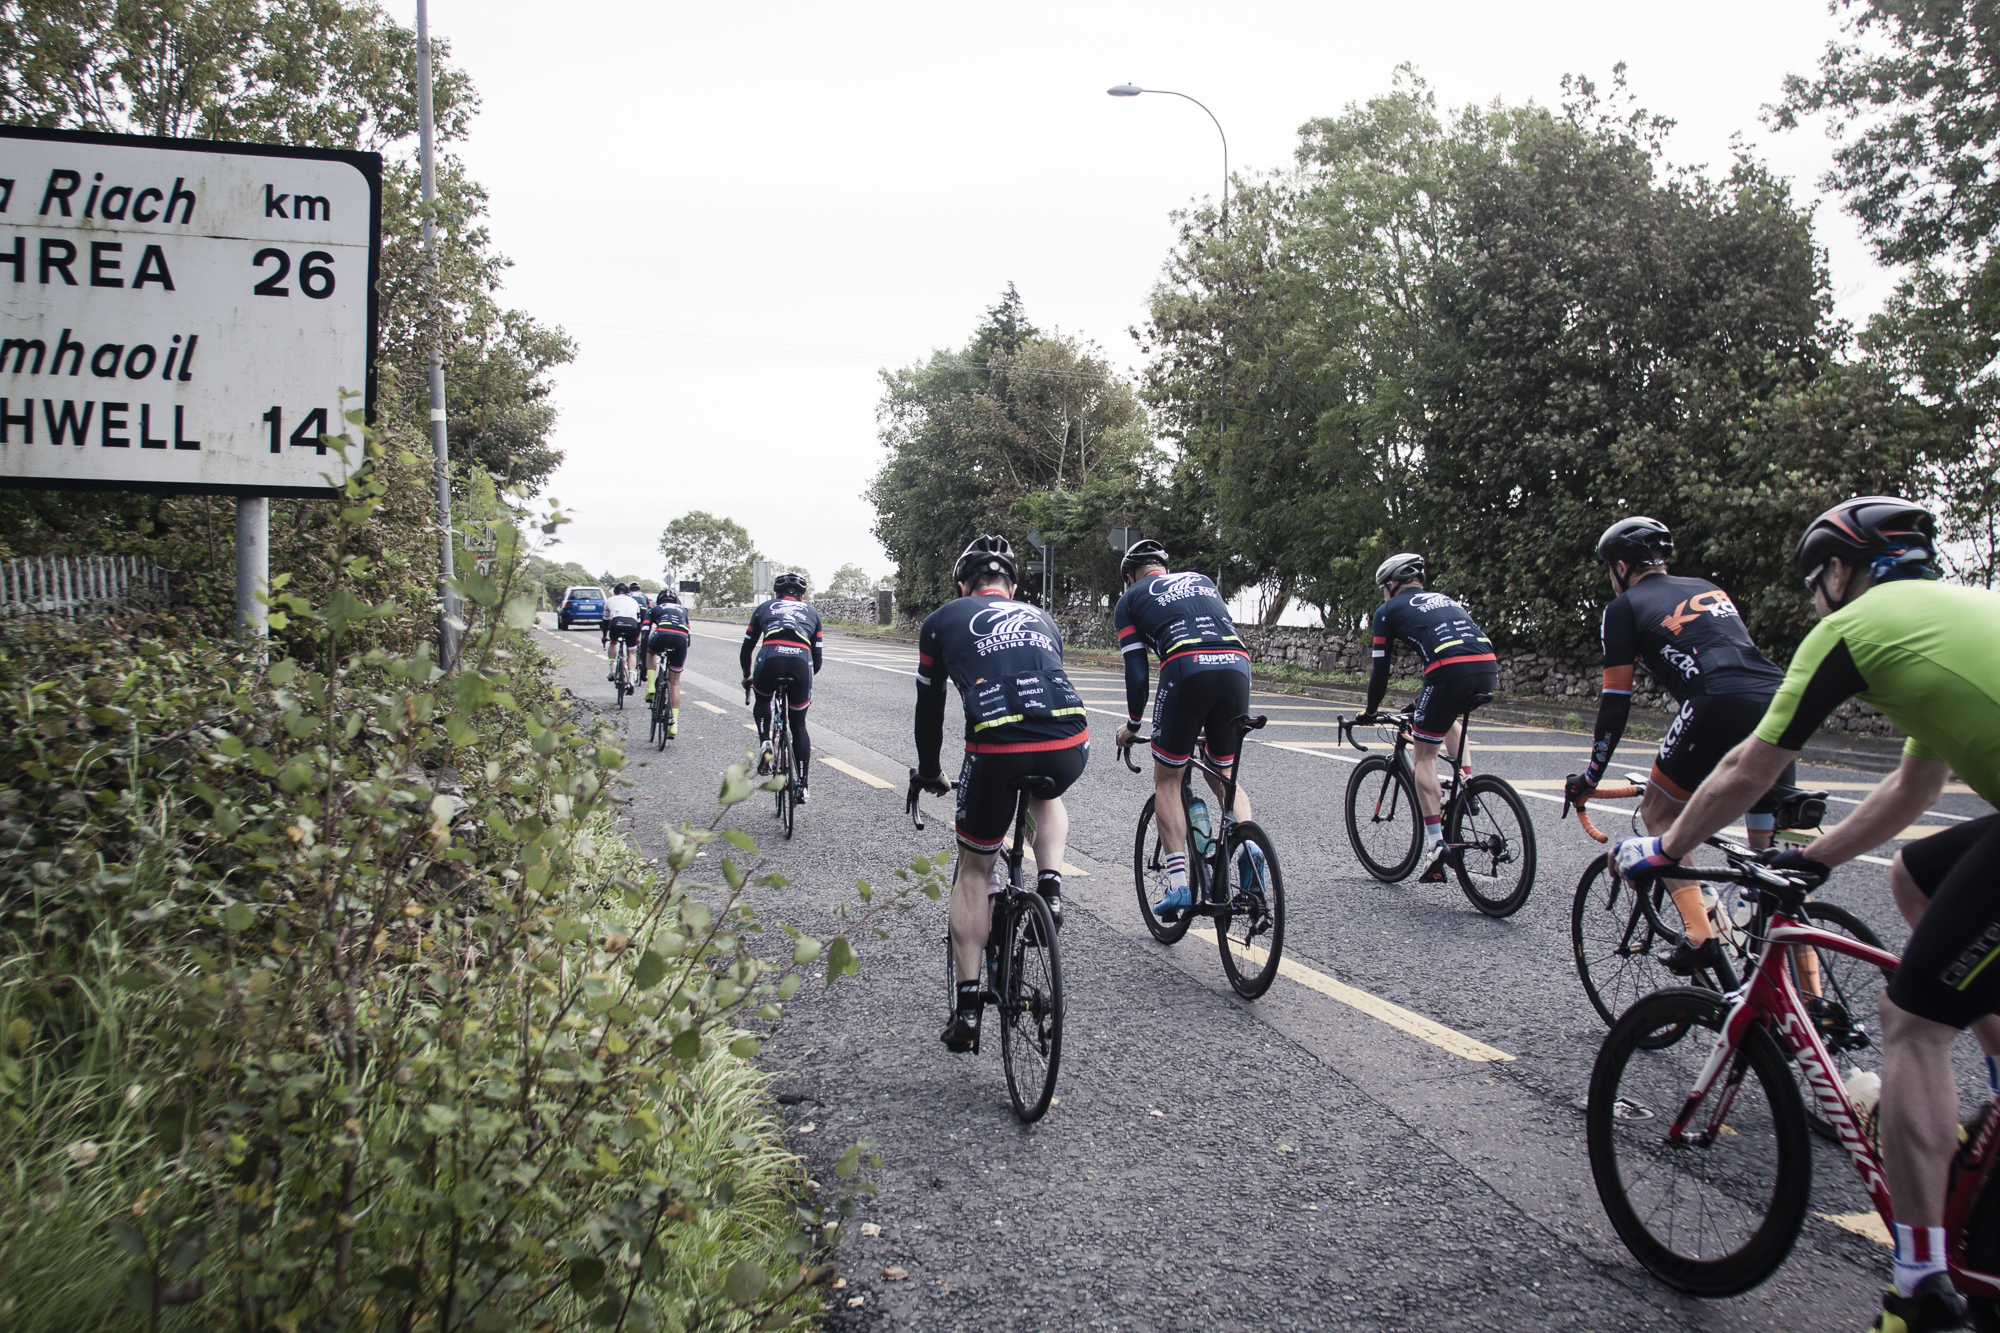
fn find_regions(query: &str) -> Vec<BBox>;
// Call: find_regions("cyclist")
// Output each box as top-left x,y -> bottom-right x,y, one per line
1109,540 -> 1258,919
740,572 -> 822,801
1356,553 -> 1497,882
1613,496 -> 2000,1333
641,591 -> 690,737
1565,517 -> 1794,975
913,535 -> 1089,1053
602,582 -> 642,685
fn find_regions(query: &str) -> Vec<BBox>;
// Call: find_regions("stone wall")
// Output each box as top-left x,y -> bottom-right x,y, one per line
692,598 -> 882,624
1231,623 -> 1895,738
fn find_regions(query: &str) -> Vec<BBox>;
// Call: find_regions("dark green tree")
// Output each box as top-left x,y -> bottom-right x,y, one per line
658,511 -> 759,607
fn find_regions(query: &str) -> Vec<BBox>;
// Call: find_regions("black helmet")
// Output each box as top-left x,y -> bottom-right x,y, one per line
1374,552 -> 1425,589
1120,539 -> 1170,579
1596,517 -> 1674,569
659,591 -> 679,605
953,535 -> 1017,586
613,582 -> 628,595
773,571 -> 808,597
1795,496 -> 1938,589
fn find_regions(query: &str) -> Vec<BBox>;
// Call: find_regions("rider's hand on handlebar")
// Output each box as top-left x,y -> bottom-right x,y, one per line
1352,711 -> 1380,727
1115,722 -> 1139,751
1757,845 -> 1832,887
1563,772 -> 1597,814
1612,835 -> 1676,883
916,770 -> 950,797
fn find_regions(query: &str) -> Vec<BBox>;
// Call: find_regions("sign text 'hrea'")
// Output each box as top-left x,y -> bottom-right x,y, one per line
0,127 -> 380,497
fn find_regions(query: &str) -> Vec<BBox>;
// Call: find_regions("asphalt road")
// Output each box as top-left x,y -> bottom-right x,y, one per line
538,612 -> 1996,1331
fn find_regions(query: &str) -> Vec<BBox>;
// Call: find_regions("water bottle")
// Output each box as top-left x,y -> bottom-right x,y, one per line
1845,1068 -> 1883,1157
1188,798 -> 1213,856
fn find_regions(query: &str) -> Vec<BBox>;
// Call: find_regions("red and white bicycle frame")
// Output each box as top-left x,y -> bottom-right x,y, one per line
1667,907 -> 2000,1300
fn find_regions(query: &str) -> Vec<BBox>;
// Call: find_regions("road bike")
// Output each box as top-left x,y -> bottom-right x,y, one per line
647,667 -> 673,750
1336,699 -> 1537,916
907,770 -> 1063,1122
1120,714 -> 1286,1000
608,633 -> 636,710
747,681 -> 801,839
1587,848 -> 2000,1319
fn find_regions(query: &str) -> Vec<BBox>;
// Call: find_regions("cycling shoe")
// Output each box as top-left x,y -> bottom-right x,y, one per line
1418,846 -> 1448,883
1667,937 -> 1725,977
1873,1273 -> 1970,1331
1237,842 -> 1269,894
1152,886 -> 1192,921
940,1012 -> 980,1053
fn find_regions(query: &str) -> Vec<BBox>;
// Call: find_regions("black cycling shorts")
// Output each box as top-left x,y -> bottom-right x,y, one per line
1150,655 -> 1252,769
604,616 -> 641,648
954,741 -> 1088,855
646,630 -> 688,671
1889,813 -> 2000,1028
1651,693 -> 1796,814
751,649 -> 813,708
1410,663 -> 1499,745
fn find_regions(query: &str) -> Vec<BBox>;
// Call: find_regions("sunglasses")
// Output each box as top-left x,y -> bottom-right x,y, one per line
1802,563 -> 1826,594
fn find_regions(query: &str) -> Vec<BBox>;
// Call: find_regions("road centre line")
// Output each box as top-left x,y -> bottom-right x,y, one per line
1184,927 -> 1513,1062
693,700 -> 726,714
820,756 -> 894,790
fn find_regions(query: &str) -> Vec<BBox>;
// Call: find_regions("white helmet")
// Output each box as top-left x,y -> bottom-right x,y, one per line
1374,553 -> 1425,589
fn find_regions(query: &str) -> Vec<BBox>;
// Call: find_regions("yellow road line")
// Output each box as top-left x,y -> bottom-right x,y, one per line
1818,1211 -> 1891,1247
1184,928 -> 1514,1063
820,756 -> 894,790
694,700 -> 725,715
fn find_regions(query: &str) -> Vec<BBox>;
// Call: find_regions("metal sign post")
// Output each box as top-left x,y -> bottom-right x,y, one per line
752,560 -> 773,601
1,126 -> 381,642
417,0 -> 460,667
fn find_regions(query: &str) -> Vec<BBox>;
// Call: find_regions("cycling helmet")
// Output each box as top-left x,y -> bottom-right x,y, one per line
1596,517 -> 1674,569
612,582 -> 628,595
1120,539 -> 1170,579
658,590 -> 680,605
1795,496 -> 1939,601
773,571 -> 808,598
1374,552 -> 1426,589
953,535 -> 1017,586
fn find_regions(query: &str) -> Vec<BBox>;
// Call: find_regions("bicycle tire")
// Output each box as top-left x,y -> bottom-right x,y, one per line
1447,774 -> 1537,917
1346,755 -> 1422,881
1216,821 -> 1285,999
614,654 -> 627,711
1789,901 -> 1888,1143
1587,987 -> 1812,1297
1955,1113 -> 2000,1333
999,892 -> 1063,1122
1132,794 -> 1193,945
1572,856 -> 1738,1042
775,721 -> 795,839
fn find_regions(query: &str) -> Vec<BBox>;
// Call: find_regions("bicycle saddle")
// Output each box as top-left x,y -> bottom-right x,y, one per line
1014,775 -> 1062,798
1467,692 -> 1495,709
1231,714 -> 1268,732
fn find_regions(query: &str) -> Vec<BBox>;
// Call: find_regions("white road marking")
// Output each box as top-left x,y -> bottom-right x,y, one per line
1186,927 -> 1513,1063
821,756 -> 894,790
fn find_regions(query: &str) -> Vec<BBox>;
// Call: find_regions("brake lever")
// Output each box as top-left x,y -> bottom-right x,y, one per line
1338,717 -> 1369,752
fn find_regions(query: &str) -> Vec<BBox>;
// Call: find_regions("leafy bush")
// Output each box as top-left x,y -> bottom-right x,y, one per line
0,436 -> 946,1331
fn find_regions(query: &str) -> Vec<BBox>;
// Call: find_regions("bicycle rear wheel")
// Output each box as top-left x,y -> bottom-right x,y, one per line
1346,755 -> 1422,881
1132,795 -> 1193,945
1789,901 -> 1889,1142
1447,774 -> 1537,917
773,700 -> 795,839
1587,987 -> 1812,1296
614,655 -> 627,710
1216,822 -> 1285,999
998,893 -> 1062,1122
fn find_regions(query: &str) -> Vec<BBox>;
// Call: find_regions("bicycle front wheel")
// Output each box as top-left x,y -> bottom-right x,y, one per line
1572,856 -> 1736,1031
1587,987 -> 1812,1296
1216,821 -> 1285,999
999,893 -> 1063,1122
1132,795 -> 1193,945
1447,774 -> 1536,916
1346,755 -> 1422,881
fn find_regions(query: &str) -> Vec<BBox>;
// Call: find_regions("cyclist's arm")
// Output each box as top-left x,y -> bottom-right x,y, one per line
1805,752 -> 1949,868
810,622 -> 823,673
1113,600 -> 1148,725
739,616 -> 758,679
1586,598 -> 1637,783
913,622 -> 946,779
1363,607 -> 1392,714
1659,736 -> 1798,859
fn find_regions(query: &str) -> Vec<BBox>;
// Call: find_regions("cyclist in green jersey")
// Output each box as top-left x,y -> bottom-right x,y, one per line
1614,497 -> 2000,1333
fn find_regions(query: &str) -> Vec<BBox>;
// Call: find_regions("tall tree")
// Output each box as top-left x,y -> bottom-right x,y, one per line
658,511 -> 759,607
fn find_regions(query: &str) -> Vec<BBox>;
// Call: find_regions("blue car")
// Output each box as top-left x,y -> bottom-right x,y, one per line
558,585 -> 605,631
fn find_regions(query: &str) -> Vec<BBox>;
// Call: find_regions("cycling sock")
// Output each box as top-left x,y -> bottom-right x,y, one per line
1986,1053 -> 2000,1096
1165,852 -> 1189,893
1668,882 -> 1711,943
1892,1222 -> 1948,1298
1037,869 -> 1062,898
1423,814 -> 1443,849
955,980 -> 982,1014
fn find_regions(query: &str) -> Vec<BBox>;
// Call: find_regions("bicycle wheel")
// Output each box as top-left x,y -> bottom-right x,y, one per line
1132,795 -> 1193,945
1572,857 -> 1739,1032
614,655 -> 627,710
1957,1123 -> 2000,1333
775,724 -> 795,840
1587,987 -> 1813,1296
1447,775 -> 1537,917
1345,755 -> 1422,881
1216,821 -> 1285,1000
1789,901 -> 1889,1142
998,893 -> 1062,1122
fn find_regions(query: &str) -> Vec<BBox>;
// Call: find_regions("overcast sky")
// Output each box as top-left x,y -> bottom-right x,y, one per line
440,0 -> 1881,598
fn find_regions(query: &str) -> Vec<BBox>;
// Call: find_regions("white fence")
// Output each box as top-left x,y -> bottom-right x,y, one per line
0,555 -> 170,619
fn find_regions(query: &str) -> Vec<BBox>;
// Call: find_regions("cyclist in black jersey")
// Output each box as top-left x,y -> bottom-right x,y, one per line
1359,554 -> 1497,881
1565,517 -> 1797,973
641,592 -> 690,736
740,573 -> 822,802
1110,540 -> 1258,918
914,536 -> 1089,1052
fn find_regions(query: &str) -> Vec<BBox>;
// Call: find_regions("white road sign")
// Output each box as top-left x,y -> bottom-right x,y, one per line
1,127 -> 380,496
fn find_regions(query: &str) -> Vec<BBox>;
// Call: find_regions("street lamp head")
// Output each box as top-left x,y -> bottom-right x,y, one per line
1107,84 -> 1143,97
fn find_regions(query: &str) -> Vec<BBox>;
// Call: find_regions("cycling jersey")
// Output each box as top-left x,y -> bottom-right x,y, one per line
645,602 -> 690,638
1365,588 -> 1495,714
1755,580 -> 2000,804
914,592 -> 1088,775
1113,570 -> 1248,725
645,603 -> 690,671
603,593 -> 640,623
738,596 -> 824,678
1586,573 -> 1785,783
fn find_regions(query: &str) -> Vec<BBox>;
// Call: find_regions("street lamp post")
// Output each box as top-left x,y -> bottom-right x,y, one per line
1109,82 -> 1232,598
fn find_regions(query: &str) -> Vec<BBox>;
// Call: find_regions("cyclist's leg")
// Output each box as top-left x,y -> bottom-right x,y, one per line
1742,753 -> 1797,853
949,752 -> 1011,984
1894,816 -> 2000,1064
1192,661 -> 1253,820
1647,699 -> 1716,944
1148,658 -> 1198,873
782,657 -> 812,786
1407,680 -> 1455,835
749,657 -> 775,743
